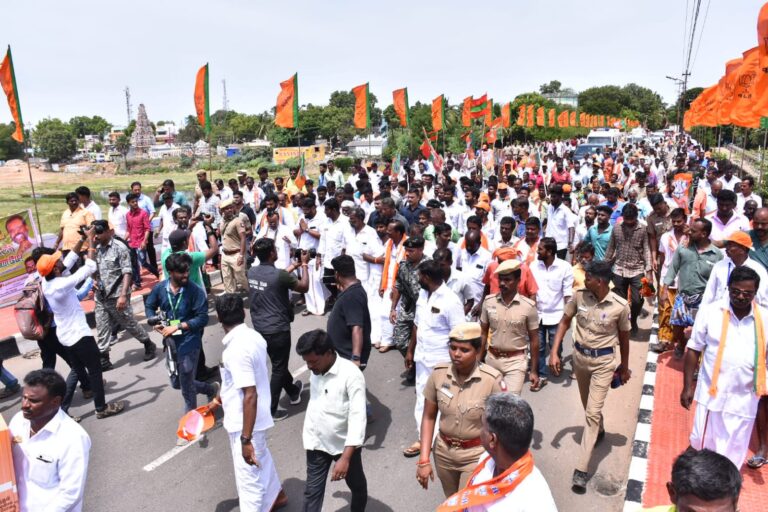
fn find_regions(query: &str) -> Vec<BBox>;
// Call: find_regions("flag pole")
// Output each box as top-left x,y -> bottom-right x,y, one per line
22,136 -> 44,247
296,108 -> 302,174
740,129 -> 748,178
760,128 -> 768,188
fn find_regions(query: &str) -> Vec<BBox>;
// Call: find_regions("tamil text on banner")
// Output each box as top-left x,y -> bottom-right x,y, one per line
0,209 -> 41,307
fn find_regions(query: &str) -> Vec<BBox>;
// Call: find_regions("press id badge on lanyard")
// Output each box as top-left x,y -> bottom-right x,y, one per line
167,286 -> 184,336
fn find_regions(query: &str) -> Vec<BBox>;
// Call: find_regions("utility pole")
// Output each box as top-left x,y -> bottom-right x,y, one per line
222,79 -> 228,113
124,87 -> 132,126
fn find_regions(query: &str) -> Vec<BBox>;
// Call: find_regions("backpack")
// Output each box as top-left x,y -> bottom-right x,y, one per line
14,277 -> 51,340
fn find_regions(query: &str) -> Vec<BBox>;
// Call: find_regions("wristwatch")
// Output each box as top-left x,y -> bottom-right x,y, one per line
240,435 -> 252,444
351,355 -> 361,362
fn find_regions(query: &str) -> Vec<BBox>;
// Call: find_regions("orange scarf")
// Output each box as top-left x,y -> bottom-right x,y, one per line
709,303 -> 767,397
379,236 -> 407,293
513,238 -> 538,266
459,233 -> 490,251
437,451 -> 535,512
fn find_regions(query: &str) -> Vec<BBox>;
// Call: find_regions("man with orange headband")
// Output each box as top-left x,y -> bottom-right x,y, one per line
681,265 -> 768,469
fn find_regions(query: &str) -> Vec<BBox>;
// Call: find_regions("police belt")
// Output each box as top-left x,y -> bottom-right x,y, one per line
573,342 -> 614,358
488,347 -> 525,358
439,432 -> 483,449
222,249 -> 241,255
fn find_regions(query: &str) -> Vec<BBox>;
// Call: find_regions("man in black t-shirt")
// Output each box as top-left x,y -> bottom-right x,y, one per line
328,255 -> 371,369
247,238 -> 309,420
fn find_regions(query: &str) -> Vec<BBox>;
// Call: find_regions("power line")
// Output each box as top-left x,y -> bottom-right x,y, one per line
684,0 -> 703,77
690,0 -> 711,72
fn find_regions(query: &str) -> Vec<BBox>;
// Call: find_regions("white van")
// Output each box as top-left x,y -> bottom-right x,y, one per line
586,129 -> 622,147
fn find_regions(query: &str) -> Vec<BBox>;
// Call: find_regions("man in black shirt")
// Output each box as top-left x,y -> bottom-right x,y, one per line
248,238 -> 310,420
327,255 -> 371,369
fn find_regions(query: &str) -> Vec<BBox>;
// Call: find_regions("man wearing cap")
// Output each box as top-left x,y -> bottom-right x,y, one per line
480,259 -> 541,395
39,228 -> 126,419
701,231 -> 768,307
548,260 -> 631,493
91,220 -> 157,371
391,236 -> 429,371
491,183 -> 513,223
404,259 -> 465,459
220,198 -> 249,294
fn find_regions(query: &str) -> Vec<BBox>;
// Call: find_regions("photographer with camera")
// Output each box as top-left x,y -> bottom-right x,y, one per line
255,209 -> 296,270
145,252 -> 218,431
91,220 -> 157,371
247,238 -> 310,420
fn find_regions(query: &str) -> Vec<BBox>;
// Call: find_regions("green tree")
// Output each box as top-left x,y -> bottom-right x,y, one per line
115,134 -> 131,170
33,118 -> 77,163
177,116 -> 205,143
539,80 -> 562,94
0,123 -> 24,160
578,86 -> 630,115
69,115 -> 112,140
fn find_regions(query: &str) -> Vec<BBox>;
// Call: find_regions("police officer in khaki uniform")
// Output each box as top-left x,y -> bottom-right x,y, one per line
415,322 -> 505,497
219,198 -> 249,293
479,259 -> 540,395
549,260 -> 631,494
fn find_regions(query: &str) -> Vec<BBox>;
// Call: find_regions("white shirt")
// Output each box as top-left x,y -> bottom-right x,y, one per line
545,203 -> 575,251
720,175 -> 741,192
319,216 -> 347,269
442,201 -> 464,229
82,201 -> 102,221
659,231 -> 686,289
688,299 -> 768,417
220,324 -> 274,434
191,222 -> 211,261
530,258 -> 574,324
706,212 -> 750,243
41,259 -> 97,347
414,284 -> 466,366
256,224 -> 296,270
459,246 -> 492,302
465,453 -> 557,512
701,257 -> 768,308
10,409 -> 91,512
297,212 -> 326,251
159,203 -> 180,248
303,357 -> 367,456
445,268 -> 475,307
737,192 -> 763,212
108,205 -> 129,239
345,224 -> 381,283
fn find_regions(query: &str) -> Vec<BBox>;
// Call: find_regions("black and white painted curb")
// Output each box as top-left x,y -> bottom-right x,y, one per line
623,317 -> 659,511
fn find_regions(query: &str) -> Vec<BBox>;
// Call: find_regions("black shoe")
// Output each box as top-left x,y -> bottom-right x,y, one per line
630,324 -> 639,336
572,470 -> 588,494
143,341 -> 157,361
289,380 -> 304,405
272,409 -> 289,422
0,383 -> 20,399
100,356 -> 114,372
82,388 -> 94,400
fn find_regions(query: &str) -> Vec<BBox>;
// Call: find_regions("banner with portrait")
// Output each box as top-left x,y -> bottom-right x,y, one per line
0,210 -> 42,307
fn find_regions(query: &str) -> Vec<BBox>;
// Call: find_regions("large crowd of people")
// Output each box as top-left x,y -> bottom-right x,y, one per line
3,133 -> 763,511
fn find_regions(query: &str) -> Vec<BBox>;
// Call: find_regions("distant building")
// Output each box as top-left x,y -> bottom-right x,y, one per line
273,143 -> 328,165
543,88 -> 579,108
347,136 -> 386,157
155,123 -> 178,144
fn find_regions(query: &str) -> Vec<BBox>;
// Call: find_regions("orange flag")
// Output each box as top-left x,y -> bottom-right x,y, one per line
485,98 -> 493,125
729,47 -> 760,128
753,3 -> 768,119
516,105 -> 525,126
432,95 -> 445,131
194,63 -> 210,135
275,73 -> 298,129
719,57 -> 743,125
547,109 -> 555,127
557,111 -> 569,128
570,111 -> 576,126
536,107 -> 544,126
579,112 -> 586,126
462,97 -> 472,127
696,85 -> 720,127
393,88 -> 409,127
0,46 -> 24,142
352,83 -> 370,130
526,105 -> 534,127
501,103 -> 511,128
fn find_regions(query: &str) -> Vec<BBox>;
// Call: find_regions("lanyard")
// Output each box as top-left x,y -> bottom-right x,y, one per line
166,285 -> 184,320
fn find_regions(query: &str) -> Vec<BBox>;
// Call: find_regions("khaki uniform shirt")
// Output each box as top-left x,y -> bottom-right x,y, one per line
424,362 -> 503,439
565,289 -> 631,349
480,294 -> 538,352
221,214 -> 247,253
60,207 -> 95,251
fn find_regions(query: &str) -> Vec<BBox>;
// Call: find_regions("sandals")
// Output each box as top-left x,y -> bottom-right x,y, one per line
748,455 -> 767,469
650,342 -> 674,354
403,441 -> 421,458
530,378 -> 548,392
96,400 -> 126,419
378,346 -> 394,353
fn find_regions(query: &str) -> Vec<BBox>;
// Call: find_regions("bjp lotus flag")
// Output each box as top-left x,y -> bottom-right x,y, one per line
393,88 -> 409,127
275,73 -> 298,129
729,47 -> 760,128
194,63 -> 210,135
719,57 -> 743,125
0,46 -> 24,142
432,94 -> 445,132
501,102 -> 511,128
462,97 -> 472,127
516,105 -> 526,126
536,107 -> 544,126
547,109 -> 555,127
558,111 -> 569,128
570,111 -> 576,126
352,83 -> 370,130
526,105 -> 534,127
753,3 -> 768,119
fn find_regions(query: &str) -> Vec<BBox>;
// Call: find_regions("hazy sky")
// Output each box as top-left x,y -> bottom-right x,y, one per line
2,0 -> 765,127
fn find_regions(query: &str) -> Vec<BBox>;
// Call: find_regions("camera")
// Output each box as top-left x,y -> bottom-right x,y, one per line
77,225 -> 88,237
292,248 -> 317,260
147,311 -> 169,327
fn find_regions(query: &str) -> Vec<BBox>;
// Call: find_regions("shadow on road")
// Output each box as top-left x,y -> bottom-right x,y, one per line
364,391 -> 391,450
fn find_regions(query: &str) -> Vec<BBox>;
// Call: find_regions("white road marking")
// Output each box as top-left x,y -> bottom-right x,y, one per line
143,436 -> 204,472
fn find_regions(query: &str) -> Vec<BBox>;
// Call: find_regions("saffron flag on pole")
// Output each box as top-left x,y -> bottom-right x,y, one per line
485,98 -> 493,125
432,95 -> 445,132
462,97 -> 472,127
352,83 -> 370,130
393,88 -> 409,127
470,95 -> 490,119
0,46 -> 24,142
275,73 -> 298,129
194,63 -> 210,135
526,105 -> 535,127
729,47 -> 760,128
548,109 -> 555,127
421,128 -> 444,171
752,3 -> 768,119
557,111 -> 569,128
718,57 -> 743,125
501,103 -> 511,128
516,105 -> 525,126
536,107 -> 545,126
569,111 -> 576,126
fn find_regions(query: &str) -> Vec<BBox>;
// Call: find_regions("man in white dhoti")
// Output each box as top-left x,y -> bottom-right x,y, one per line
208,294 -> 287,511
295,198 -> 328,316
681,265 -> 768,469
377,220 -> 407,350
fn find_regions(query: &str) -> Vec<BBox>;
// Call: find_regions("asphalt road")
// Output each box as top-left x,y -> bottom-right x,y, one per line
0,291 -> 651,512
